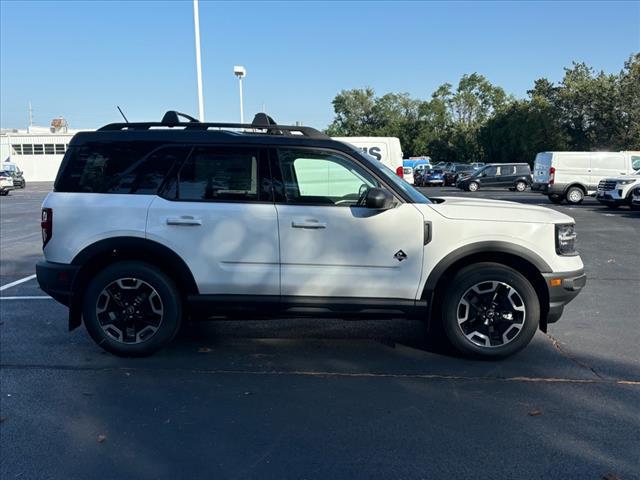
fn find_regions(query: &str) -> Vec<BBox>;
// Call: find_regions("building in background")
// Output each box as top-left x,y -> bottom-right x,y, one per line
0,117 -> 90,181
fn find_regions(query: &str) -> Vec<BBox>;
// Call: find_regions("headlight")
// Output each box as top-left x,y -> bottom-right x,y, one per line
617,179 -> 635,185
556,224 -> 577,256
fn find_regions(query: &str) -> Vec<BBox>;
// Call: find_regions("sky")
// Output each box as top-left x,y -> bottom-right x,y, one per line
1,0 -> 639,130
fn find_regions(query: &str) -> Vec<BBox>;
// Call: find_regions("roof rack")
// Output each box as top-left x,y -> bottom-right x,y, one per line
98,111 -> 330,139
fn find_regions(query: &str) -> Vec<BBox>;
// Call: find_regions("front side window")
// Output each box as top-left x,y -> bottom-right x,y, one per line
631,156 -> 640,170
483,166 -> 497,176
165,146 -> 267,202
277,148 -> 380,206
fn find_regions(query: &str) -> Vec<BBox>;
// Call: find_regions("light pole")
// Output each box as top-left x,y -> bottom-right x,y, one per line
234,65 -> 246,124
193,0 -> 205,121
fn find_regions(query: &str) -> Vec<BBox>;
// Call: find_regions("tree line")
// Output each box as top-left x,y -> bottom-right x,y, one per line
325,53 -> 639,164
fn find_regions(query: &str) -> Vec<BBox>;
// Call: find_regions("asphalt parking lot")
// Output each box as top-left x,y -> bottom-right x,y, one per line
1,183 -> 639,479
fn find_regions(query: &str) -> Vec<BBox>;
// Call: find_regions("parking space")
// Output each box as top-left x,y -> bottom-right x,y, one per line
1,183 -> 639,479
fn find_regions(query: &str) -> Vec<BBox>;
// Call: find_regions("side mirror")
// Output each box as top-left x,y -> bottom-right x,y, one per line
365,187 -> 395,210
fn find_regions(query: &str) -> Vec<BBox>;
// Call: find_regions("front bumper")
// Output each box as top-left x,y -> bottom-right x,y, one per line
542,269 -> 586,325
36,261 -> 80,306
595,190 -> 628,205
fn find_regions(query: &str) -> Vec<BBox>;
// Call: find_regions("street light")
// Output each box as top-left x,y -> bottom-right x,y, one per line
193,0 -> 205,121
234,65 -> 246,124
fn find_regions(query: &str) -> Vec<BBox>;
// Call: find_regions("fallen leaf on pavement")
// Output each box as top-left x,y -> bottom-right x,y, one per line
197,347 -> 212,353
528,409 -> 542,417
0,416 -> 6,423
602,474 -> 620,480
97,434 -> 107,443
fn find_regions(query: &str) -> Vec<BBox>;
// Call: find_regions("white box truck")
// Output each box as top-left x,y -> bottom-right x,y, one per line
531,151 -> 640,204
333,137 -> 409,183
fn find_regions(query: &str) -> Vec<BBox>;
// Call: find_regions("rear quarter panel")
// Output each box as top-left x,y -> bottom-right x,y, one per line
42,193 -> 154,263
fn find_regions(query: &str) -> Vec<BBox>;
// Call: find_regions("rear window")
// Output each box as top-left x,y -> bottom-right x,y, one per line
55,142 -> 182,194
162,146 -> 268,202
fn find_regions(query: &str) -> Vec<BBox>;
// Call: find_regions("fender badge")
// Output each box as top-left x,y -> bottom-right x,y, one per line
394,250 -> 407,262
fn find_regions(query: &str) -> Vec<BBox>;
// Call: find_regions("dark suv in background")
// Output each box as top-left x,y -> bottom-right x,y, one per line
457,163 -> 532,192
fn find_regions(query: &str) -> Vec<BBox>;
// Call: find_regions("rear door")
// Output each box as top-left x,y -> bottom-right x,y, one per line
146,145 -> 280,295
533,153 -> 551,184
272,147 -> 424,299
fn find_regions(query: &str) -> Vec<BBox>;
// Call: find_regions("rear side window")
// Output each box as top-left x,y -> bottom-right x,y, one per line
162,146 -> 269,202
516,165 -> 530,175
55,142 -> 180,194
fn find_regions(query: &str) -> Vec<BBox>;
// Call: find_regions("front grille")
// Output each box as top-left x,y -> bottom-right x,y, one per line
598,180 -> 616,191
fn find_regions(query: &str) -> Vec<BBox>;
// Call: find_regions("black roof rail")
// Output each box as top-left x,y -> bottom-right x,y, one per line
97,111 -> 330,139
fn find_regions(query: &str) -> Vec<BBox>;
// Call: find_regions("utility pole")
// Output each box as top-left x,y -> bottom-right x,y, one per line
193,0 -> 205,121
28,101 -> 33,127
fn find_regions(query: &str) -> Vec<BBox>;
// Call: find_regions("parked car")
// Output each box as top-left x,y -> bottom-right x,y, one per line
2,162 -> 25,189
470,162 -> 485,169
457,163 -> 532,192
0,171 -> 15,195
413,164 -> 429,185
531,151 -> 640,205
36,110 -> 585,359
420,168 -> 445,186
596,170 -> 640,209
402,160 -> 414,185
444,164 -> 475,186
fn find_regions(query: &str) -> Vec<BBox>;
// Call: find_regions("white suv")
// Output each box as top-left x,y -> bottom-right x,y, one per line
36,112 -> 586,358
596,171 -> 640,209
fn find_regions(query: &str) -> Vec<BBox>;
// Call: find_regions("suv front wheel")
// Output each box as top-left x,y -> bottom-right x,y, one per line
441,263 -> 539,358
82,261 -> 182,357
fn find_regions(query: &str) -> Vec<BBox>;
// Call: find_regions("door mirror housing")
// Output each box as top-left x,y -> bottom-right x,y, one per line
365,187 -> 395,210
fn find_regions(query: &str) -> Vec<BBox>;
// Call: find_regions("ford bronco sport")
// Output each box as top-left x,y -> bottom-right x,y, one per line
36,111 -> 586,358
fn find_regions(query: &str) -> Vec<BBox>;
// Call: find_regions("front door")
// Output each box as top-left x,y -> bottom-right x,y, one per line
272,147 -> 425,300
146,145 -> 280,295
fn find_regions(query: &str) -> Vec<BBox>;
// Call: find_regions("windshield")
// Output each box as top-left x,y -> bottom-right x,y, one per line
357,150 -> 431,204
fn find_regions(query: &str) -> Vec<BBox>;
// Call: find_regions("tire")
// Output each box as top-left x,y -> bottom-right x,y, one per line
565,186 -> 584,205
605,204 -> 620,210
515,181 -> 527,192
548,194 -> 563,204
468,181 -> 479,192
441,262 -> 540,359
82,261 -> 182,357
0,190 -> 8,196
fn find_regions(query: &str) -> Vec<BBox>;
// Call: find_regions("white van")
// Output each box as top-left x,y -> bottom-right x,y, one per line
333,137 -> 408,182
531,151 -> 640,204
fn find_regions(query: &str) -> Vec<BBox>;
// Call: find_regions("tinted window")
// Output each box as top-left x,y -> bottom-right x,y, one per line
516,165 -> 530,175
55,142 -> 169,193
277,148 -> 379,206
483,166 -> 497,176
167,146 -> 266,202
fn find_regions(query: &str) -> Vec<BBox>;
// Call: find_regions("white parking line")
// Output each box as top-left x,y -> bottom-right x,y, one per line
0,274 -> 37,291
0,296 -> 52,300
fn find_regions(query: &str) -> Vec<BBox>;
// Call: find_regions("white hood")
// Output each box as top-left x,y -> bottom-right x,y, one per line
426,196 -> 575,224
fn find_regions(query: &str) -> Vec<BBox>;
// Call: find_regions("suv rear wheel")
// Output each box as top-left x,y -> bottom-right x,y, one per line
82,261 -> 182,357
515,181 -> 527,192
441,263 -> 539,358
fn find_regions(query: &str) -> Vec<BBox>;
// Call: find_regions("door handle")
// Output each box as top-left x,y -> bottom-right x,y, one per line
291,220 -> 327,229
166,216 -> 202,226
